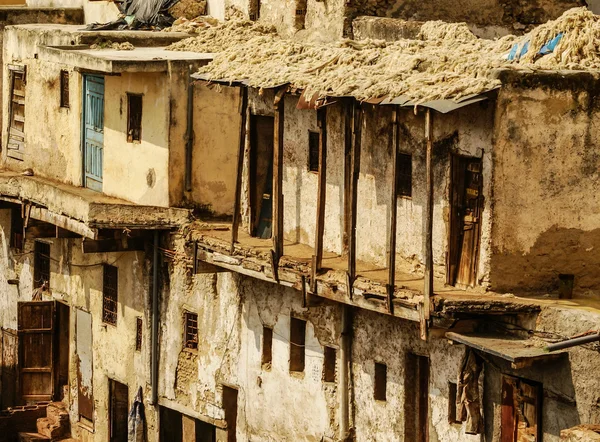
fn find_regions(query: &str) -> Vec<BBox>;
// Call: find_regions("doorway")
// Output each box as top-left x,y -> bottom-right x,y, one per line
404,353 -> 429,442
82,75 -> 105,191
55,301 -> 70,400
448,155 -> 483,287
222,386 -> 238,442
109,379 -> 129,442
501,376 -> 542,442
249,115 -> 274,239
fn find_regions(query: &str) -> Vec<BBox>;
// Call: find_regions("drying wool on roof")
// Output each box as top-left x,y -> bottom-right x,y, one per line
90,40 -> 135,50
168,7 -> 600,102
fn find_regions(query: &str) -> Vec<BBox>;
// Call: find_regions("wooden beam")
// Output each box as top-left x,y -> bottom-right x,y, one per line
82,236 -> 145,253
272,87 -> 286,263
56,227 -> 81,238
342,99 -> 353,256
29,206 -> 97,240
311,106 -> 327,293
386,106 -> 400,314
25,224 -> 56,239
231,86 -> 248,254
347,101 -> 362,300
423,108 -> 434,337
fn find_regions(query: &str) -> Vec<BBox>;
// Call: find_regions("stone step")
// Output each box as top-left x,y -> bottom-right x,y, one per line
36,417 -> 69,440
17,432 -> 50,442
45,403 -> 69,426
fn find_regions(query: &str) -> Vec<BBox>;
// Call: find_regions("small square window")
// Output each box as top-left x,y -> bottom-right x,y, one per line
323,346 -> 336,382
308,130 -> 320,172
127,93 -> 142,143
135,317 -> 143,351
102,264 -> 118,325
374,362 -> 387,401
290,317 -> 306,372
396,153 -> 412,198
60,70 -> 69,108
262,326 -> 273,368
34,241 -> 50,289
184,311 -> 198,350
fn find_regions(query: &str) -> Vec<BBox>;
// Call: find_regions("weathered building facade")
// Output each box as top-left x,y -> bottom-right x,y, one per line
1,6 -> 600,442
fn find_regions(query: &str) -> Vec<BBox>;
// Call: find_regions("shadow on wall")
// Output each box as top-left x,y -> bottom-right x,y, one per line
489,226 -> 600,296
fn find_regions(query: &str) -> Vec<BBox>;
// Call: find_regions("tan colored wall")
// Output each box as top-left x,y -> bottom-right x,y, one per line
491,73 -> 600,296
188,83 -> 241,216
103,72 -> 171,206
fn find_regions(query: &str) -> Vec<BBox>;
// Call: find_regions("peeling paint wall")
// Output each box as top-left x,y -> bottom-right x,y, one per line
0,212 -> 157,442
491,75 -> 600,296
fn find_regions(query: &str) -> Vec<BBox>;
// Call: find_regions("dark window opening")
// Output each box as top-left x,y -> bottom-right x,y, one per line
323,346 -> 336,383
294,0 -> 307,29
11,207 -> 23,250
374,362 -> 387,401
249,0 -> 260,20
34,241 -> 50,289
60,70 -> 69,108
396,152 -> 412,198
289,317 -> 306,372
127,93 -> 142,143
308,130 -> 320,172
404,353 -> 430,442
135,317 -> 143,351
249,115 -> 274,239
184,311 -> 198,350
102,264 -> 118,325
448,382 -> 459,424
8,67 -> 26,161
262,326 -> 273,368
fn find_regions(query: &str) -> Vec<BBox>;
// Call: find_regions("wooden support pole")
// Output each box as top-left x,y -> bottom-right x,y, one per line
347,101 -> 362,299
423,108 -> 434,333
342,99 -> 353,256
386,106 -> 400,314
231,86 -> 248,254
311,106 -> 327,293
272,87 -> 286,267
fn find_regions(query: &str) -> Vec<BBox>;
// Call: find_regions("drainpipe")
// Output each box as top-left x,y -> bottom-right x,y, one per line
184,65 -> 194,193
151,230 -> 160,405
340,305 -> 353,440
546,333 -> 600,352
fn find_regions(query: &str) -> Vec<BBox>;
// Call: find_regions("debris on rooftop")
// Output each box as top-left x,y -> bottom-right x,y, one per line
169,7 -> 600,103
90,40 -> 135,50
86,0 -> 180,30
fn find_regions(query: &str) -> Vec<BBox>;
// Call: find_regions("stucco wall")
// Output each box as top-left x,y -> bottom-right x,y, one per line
490,73 -> 600,296
103,72 -> 171,206
188,83 -> 241,216
0,211 -> 158,442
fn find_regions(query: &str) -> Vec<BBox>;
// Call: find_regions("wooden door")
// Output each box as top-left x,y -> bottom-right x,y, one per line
501,376 -> 542,442
222,386 -> 238,442
7,67 -> 26,160
109,379 -> 129,442
83,75 -> 105,191
448,155 -> 483,287
18,301 -> 55,402
249,115 -> 274,238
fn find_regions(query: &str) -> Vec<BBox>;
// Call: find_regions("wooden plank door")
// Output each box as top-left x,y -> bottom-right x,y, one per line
1,328 -> 18,408
7,67 -> 26,161
83,75 -> 105,192
448,155 -> 483,287
18,301 -> 55,402
501,375 -> 542,442
109,379 -> 129,442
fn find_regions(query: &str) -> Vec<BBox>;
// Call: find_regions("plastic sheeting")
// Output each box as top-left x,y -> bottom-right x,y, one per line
86,0 -> 179,30
128,387 -> 146,442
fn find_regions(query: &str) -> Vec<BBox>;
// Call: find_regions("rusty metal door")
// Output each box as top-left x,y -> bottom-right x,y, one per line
448,156 -> 483,287
76,309 -> 94,421
18,301 -> 55,402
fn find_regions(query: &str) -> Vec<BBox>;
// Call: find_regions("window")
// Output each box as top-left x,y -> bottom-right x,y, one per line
60,70 -> 69,108
7,65 -> 26,161
308,130 -> 320,172
249,0 -> 260,20
404,353 -> 429,442
323,346 -> 336,383
262,326 -> 273,368
374,362 -> 387,401
184,311 -> 198,350
11,207 -> 23,250
102,264 -> 118,325
396,153 -> 412,198
289,317 -> 306,372
127,93 -> 142,143
34,241 -> 50,289
135,317 -> 143,351
448,382 -> 459,424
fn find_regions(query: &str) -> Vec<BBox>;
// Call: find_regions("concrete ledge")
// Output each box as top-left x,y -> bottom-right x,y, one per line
0,171 -> 191,235
0,7 -> 83,27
